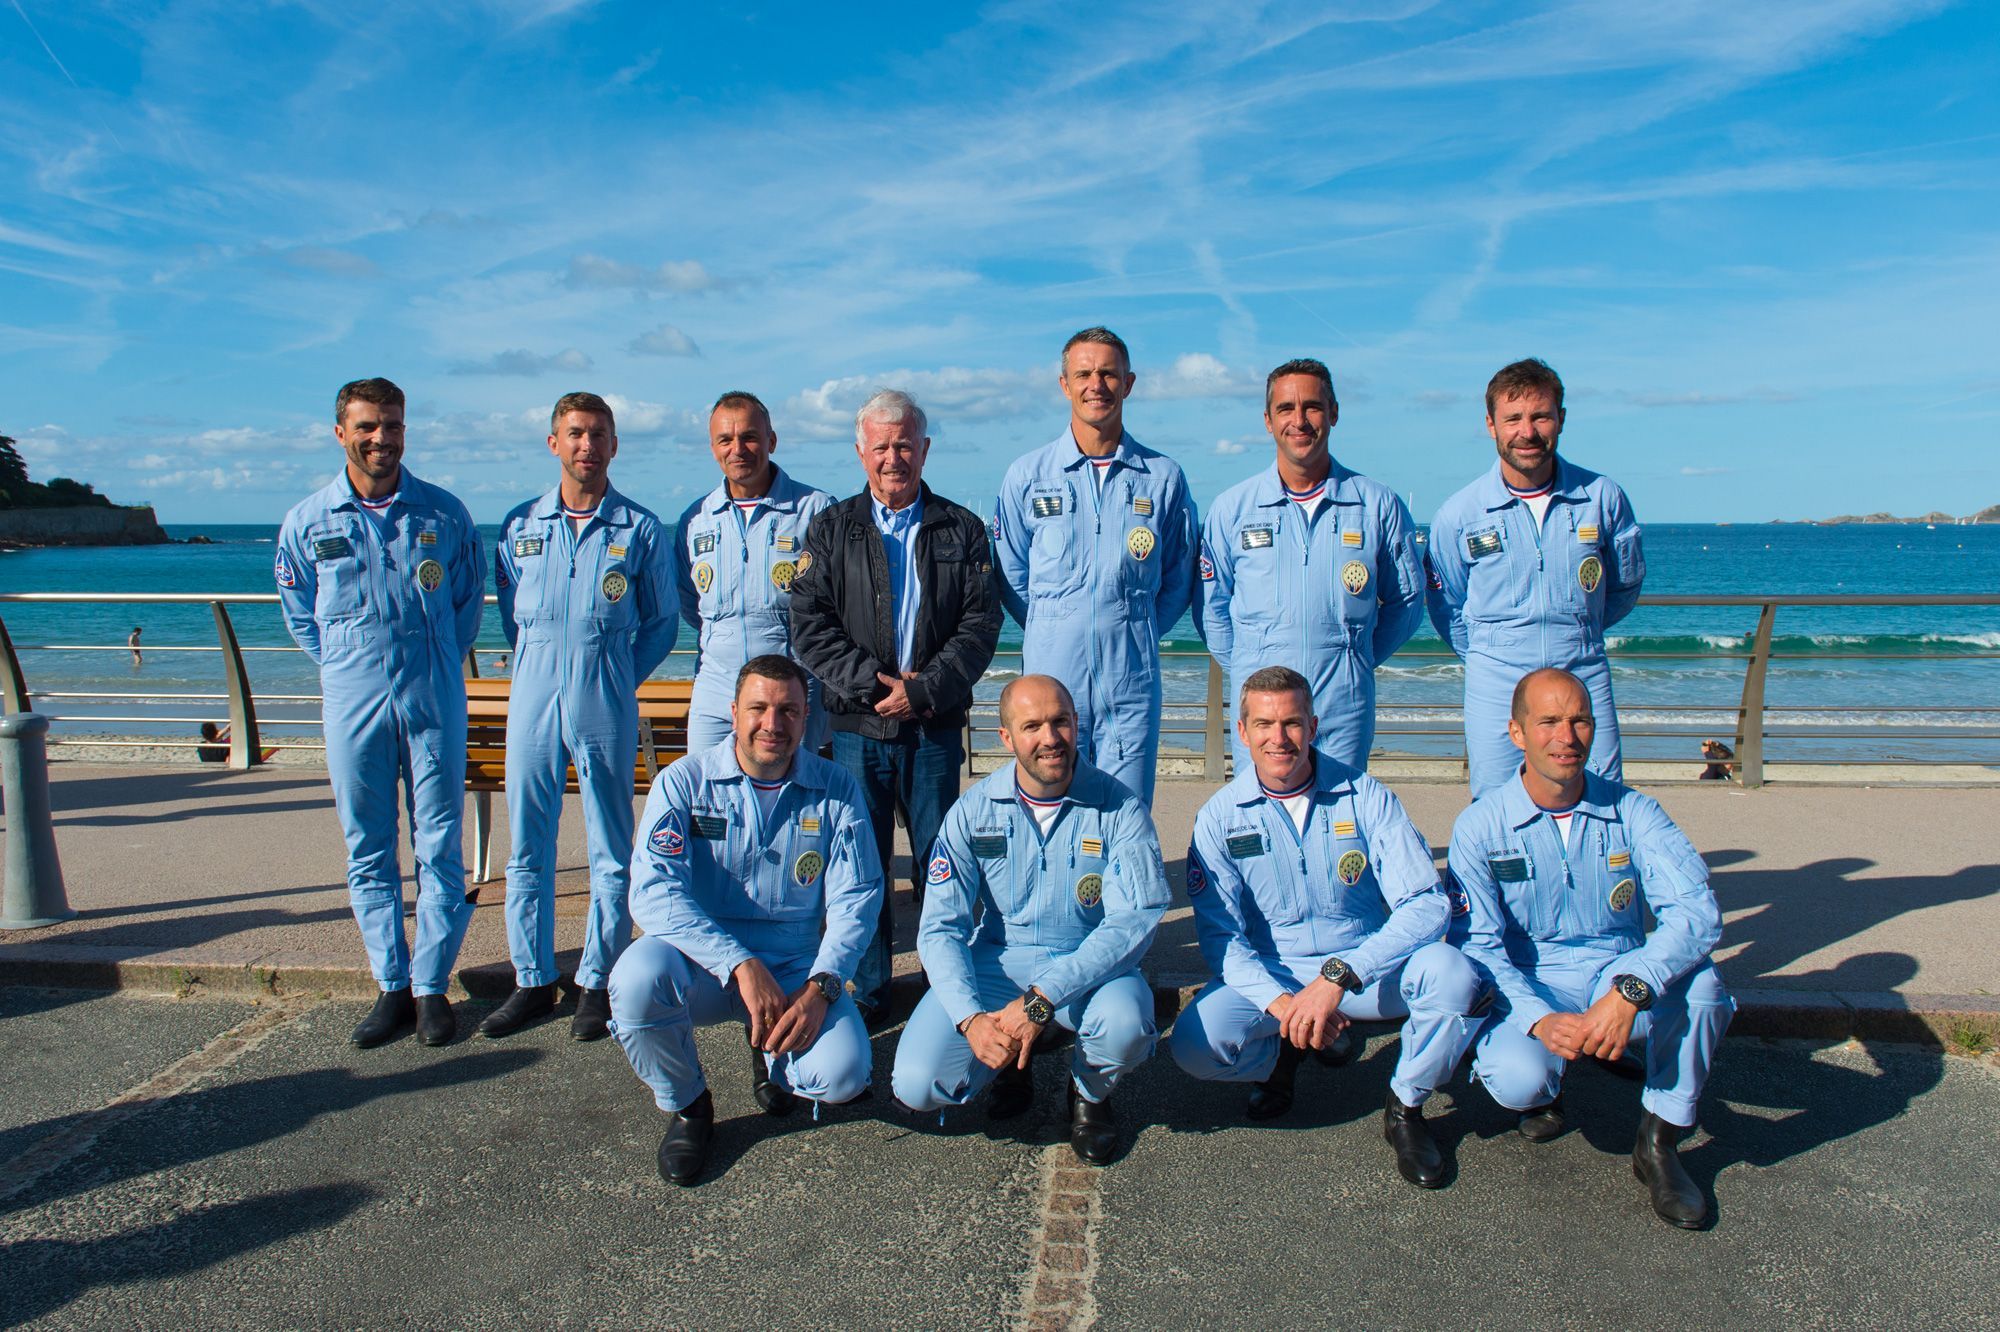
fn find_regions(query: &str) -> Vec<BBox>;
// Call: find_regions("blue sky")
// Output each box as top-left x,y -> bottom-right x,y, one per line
3,0 -> 1997,524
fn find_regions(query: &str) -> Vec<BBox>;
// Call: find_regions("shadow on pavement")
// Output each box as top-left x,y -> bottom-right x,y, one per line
0,1182 -> 373,1329
48,769 -> 328,816
2,1047 -> 541,1219
21,902 -> 355,951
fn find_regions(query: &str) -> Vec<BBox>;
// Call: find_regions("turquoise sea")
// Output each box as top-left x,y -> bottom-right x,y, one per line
3,521 -> 1997,764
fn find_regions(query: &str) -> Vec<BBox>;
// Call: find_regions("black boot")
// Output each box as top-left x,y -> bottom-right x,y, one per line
658,1089 -> 715,1187
415,994 -> 456,1046
1632,1109 -> 1707,1228
749,1030 -> 797,1117
1383,1093 -> 1446,1189
570,987 -> 611,1042
350,988 -> 415,1048
477,983 -> 556,1039
1517,1096 -> 1566,1143
986,1060 -> 1034,1121
1247,1042 -> 1307,1121
1311,1026 -> 1356,1068
1068,1084 -> 1118,1167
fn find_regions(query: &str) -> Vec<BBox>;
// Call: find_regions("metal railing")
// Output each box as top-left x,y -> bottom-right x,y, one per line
2,592 -> 1998,786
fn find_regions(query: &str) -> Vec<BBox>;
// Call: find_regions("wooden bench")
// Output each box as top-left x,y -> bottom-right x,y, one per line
463,677 -> 695,884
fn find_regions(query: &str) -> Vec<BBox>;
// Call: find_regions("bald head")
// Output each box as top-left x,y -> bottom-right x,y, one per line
1511,667 -> 1592,727
999,674 -> 1074,730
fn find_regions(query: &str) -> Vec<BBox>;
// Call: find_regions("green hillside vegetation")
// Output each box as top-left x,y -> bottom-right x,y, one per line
0,433 -> 116,510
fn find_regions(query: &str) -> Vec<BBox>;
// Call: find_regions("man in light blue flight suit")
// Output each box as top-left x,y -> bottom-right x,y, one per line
677,391 -> 834,753
481,392 -> 678,1043
608,655 -> 884,1186
1451,667 -> 1733,1228
1198,359 -> 1424,775
1427,358 -> 1644,799
275,377 -> 483,1049
891,674 -> 1168,1167
994,327 -> 1197,807
1168,665 -> 1481,1189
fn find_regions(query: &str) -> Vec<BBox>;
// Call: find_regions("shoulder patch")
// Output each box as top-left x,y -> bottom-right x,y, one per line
1442,870 -> 1470,917
1199,552 -> 1216,582
274,548 -> 297,589
927,848 -> 956,885
1185,848 -> 1208,897
648,809 -> 686,858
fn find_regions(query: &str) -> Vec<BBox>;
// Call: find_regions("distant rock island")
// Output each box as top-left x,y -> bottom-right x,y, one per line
1818,506 -> 2000,525
0,431 -> 169,549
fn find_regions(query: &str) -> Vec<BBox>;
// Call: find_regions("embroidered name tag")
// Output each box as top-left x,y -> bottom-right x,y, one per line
693,532 -> 717,555
1080,837 -> 1103,857
691,814 -> 728,840
1032,495 -> 1063,518
1240,526 -> 1274,550
513,536 -> 544,558
312,536 -> 351,561
1132,496 -> 1153,516
1466,529 -> 1503,560
970,834 -> 1007,857
1489,854 -> 1529,882
1226,831 -> 1266,859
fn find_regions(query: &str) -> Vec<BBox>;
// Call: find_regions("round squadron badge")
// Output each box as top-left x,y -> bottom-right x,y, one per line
1126,527 -> 1156,561
415,559 -> 444,592
1577,555 -> 1604,593
1336,849 -> 1368,886
1608,877 -> 1636,911
601,570 -> 628,603
794,850 -> 825,887
692,562 -> 714,594
770,560 -> 798,592
1340,560 -> 1369,596
1075,873 -> 1104,908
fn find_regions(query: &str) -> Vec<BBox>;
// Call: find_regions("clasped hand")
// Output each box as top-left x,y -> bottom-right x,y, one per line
734,958 -> 829,1056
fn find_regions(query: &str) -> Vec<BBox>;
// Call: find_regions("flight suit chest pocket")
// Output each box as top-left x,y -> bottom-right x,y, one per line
307,522 -> 367,621
764,528 -> 803,616
1559,507 -> 1606,614
1486,846 -> 1551,938
1228,825 -> 1298,925
591,547 -> 636,634
509,525 -> 559,623
1583,839 -> 1642,934
777,809 -> 828,916
1068,831 -> 1109,925
1321,823 -> 1377,921
1026,487 -> 1074,596
1230,522 -> 1282,624
975,825 -> 1034,925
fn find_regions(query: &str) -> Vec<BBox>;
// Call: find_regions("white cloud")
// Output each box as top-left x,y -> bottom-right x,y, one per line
1680,465 -> 1734,476
564,254 -> 721,293
282,246 -> 379,278
446,348 -> 593,377
1213,437 -> 1253,456
628,323 -> 700,358
1144,353 -> 1263,401
784,366 -> 1051,441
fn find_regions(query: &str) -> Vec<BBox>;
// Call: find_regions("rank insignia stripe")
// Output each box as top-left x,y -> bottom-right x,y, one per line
774,534 -> 795,552
1240,526 -> 1274,550
1080,837 -> 1104,857
1607,851 -> 1631,869
1341,529 -> 1363,547
608,544 -> 627,558
1333,820 -> 1357,838
1577,525 -> 1599,543
800,816 -> 821,835
1132,496 -> 1153,516
417,530 -> 438,546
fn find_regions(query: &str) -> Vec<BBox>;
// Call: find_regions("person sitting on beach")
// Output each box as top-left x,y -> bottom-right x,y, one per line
196,721 -> 229,763
1448,667 -> 1735,1228
1699,739 -> 1736,781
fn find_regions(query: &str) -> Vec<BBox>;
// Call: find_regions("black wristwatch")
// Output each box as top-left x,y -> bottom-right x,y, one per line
1612,974 -> 1655,1011
807,972 -> 843,1004
1319,956 -> 1362,991
1022,989 -> 1055,1026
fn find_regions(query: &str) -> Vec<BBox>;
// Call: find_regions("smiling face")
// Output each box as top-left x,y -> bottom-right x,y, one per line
336,397 -> 405,494
548,410 -> 617,490
1237,686 -> 1317,792
1509,670 -> 1595,800
999,675 -> 1078,793
1486,388 -> 1564,489
856,414 -> 929,510
1059,340 -> 1134,442
731,672 -> 807,777
1263,372 -> 1336,478
709,402 -> 776,496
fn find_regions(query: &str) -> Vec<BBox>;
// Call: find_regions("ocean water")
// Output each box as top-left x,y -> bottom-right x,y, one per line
2,520 -> 1996,764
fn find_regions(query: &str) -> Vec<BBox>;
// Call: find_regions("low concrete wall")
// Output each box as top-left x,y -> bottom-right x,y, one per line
0,505 -> 169,547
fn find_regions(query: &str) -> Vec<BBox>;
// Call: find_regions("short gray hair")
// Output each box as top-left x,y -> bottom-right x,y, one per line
855,389 -> 927,442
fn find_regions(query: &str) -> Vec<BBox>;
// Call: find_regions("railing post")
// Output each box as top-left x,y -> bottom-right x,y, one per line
210,602 -> 264,770
462,648 -> 493,883
1,713 -> 75,929
1204,658 -> 1226,782
964,717 -> 976,782
1734,601 -> 1776,788
0,615 -> 29,714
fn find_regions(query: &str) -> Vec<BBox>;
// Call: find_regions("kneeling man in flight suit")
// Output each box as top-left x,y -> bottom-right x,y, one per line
1450,667 -> 1734,1227
607,655 -> 884,1186
1169,665 -> 1482,1189
891,674 -> 1168,1166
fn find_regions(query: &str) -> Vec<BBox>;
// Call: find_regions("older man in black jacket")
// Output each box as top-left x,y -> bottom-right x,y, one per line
791,389 -> 1002,1021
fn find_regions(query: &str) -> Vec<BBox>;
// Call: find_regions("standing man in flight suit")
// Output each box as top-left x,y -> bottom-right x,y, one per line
1198,358 -> 1424,775
275,378 -> 484,1048
677,391 -> 834,754
1451,667 -> 1733,1228
1427,358 -> 1645,798
608,655 -> 883,1186
891,674 -> 1168,1167
481,392 -> 677,1042
1168,666 -> 1481,1189
993,326 -> 1197,806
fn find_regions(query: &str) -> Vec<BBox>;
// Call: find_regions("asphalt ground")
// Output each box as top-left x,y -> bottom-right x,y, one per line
3,987 -> 1997,1331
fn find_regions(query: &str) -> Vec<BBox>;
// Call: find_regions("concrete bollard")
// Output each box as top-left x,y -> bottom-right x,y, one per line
1,713 -> 75,929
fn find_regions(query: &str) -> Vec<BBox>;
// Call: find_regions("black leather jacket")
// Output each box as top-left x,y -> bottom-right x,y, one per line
789,484 -> 1002,739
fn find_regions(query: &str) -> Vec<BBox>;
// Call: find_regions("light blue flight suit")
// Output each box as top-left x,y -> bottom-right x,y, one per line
495,485 -> 677,991
1426,459 -> 1644,798
607,739 -> 885,1111
993,432 -> 1198,807
1449,770 -> 1734,1127
1168,760 -> 1481,1108
892,761 -> 1169,1109
675,469 -> 834,754
275,471 -> 483,996
1197,463 -> 1425,773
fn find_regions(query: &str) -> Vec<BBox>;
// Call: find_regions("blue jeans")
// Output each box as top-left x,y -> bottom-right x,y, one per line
832,722 -> 964,1011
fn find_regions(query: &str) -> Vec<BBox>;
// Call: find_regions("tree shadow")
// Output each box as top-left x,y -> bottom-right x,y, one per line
1,1047 -> 541,1219
0,1182 -> 373,1329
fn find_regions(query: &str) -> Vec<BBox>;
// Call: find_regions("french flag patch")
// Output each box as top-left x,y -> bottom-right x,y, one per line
927,848 -> 955,885
649,809 -> 686,858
